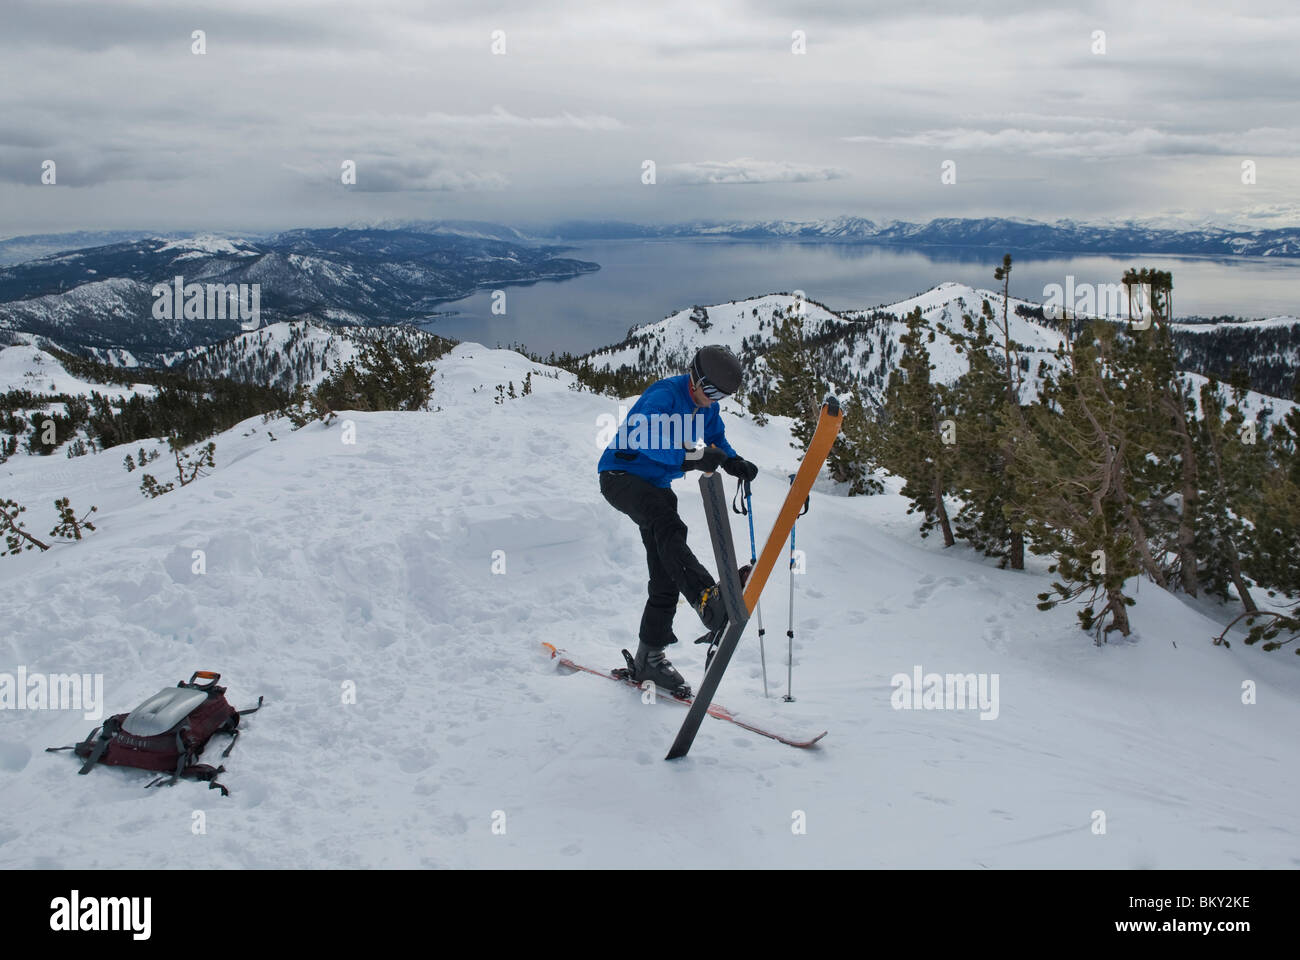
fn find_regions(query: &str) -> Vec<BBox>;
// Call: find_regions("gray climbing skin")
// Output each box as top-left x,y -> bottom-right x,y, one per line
121,687 -> 211,736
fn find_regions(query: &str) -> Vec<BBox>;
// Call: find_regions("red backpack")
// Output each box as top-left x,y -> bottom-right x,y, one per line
48,671 -> 263,796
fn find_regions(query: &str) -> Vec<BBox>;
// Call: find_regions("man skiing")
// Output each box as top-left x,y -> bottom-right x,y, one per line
598,344 -> 759,696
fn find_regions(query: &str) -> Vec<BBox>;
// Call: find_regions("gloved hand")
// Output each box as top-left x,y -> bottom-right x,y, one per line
722,456 -> 758,482
683,445 -> 729,474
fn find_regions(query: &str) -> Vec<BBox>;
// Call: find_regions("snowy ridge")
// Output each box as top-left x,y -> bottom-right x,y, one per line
0,342 -> 1297,868
159,321 -> 361,391
583,282 -> 1297,419
154,235 -> 259,258
0,333 -> 154,402
586,293 -> 850,372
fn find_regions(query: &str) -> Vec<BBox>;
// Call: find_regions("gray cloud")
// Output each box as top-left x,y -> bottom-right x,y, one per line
843,126 -> 1300,159
418,107 -> 624,131
0,0 -> 373,52
0,0 -> 1297,232
667,158 -> 849,185
281,157 -> 510,193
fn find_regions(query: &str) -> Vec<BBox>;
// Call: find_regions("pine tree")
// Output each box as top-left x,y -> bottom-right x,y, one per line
940,297 -> 1023,566
874,307 -> 956,545
1194,373 -> 1264,612
1116,269 -> 1200,595
828,393 -> 883,495
1,498 -> 50,554
764,306 -> 827,451
1224,379 -> 1300,652
1010,322 -> 1142,638
50,498 -> 97,542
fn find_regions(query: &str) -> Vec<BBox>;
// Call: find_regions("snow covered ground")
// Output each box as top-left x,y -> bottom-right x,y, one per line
1,343 -> 1298,869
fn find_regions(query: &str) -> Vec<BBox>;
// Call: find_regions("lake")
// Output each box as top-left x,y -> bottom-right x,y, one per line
419,240 -> 1300,356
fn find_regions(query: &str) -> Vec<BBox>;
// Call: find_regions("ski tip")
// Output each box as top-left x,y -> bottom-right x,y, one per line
541,642 -> 558,658
823,395 -> 841,417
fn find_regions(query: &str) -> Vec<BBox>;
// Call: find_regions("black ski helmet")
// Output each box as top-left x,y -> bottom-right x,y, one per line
689,345 -> 743,399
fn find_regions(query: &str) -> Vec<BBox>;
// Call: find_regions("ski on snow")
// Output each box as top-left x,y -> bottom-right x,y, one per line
541,643 -> 827,750
665,396 -> 844,760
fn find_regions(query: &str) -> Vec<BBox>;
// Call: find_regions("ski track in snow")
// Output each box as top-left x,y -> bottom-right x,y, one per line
1,343 -> 1298,868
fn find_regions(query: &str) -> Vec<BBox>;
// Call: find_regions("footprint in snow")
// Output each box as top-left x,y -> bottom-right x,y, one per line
915,792 -> 954,806
0,740 -> 32,772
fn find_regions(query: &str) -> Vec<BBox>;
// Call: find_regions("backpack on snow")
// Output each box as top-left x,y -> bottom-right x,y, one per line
47,671 -> 263,796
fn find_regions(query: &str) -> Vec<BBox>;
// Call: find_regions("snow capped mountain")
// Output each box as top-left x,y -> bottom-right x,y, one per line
586,292 -> 851,373
1,342 -> 1297,868
0,231 -> 194,267
154,235 -> 261,259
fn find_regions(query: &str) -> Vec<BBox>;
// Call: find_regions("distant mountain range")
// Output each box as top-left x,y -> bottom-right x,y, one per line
2,215 -> 1297,362
538,216 -> 1300,257
0,231 -> 196,267
0,229 -> 597,358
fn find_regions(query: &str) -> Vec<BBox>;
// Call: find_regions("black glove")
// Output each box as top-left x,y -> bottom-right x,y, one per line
683,445 -> 729,473
722,456 -> 758,482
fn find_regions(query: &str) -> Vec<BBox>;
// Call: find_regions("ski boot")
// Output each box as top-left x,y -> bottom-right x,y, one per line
616,640 -> 692,699
696,583 -> 727,632
693,565 -> 752,667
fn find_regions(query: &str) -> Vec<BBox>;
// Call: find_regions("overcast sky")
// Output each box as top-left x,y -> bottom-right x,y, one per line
3,0 -> 1298,236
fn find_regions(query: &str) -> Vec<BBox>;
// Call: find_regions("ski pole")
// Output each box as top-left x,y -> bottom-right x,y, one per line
744,479 -> 769,698
784,472 -> 810,703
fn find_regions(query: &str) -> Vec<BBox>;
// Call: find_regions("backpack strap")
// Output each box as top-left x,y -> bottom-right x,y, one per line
145,728 -> 192,790
214,696 -> 263,757
76,717 -> 121,774
45,715 -> 121,774
219,728 -> 240,758
146,763 -> 229,797
186,764 -> 230,797
77,734 -> 112,775
44,725 -> 100,756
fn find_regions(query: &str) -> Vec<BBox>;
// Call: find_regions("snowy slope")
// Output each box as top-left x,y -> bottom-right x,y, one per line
0,334 -> 154,401
1,343 -> 1298,869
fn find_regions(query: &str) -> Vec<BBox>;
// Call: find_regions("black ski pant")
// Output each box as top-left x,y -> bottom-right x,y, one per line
600,470 -> 715,648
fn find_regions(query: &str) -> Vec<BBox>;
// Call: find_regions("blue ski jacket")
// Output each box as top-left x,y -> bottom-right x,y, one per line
597,374 -> 738,488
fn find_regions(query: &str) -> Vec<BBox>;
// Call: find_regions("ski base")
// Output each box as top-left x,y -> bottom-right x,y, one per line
542,643 -> 826,750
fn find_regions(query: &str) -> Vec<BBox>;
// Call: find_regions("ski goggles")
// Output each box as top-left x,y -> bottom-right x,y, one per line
695,376 -> 728,400
690,364 -> 731,400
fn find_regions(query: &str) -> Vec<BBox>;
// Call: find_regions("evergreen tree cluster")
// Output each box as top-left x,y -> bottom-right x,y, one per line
0,351 -> 289,458
289,331 -> 451,420
862,258 -> 1300,648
